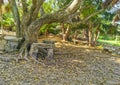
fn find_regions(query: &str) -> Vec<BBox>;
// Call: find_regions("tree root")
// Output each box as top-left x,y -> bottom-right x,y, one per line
30,55 -> 46,66
17,43 -> 46,66
17,48 -> 30,62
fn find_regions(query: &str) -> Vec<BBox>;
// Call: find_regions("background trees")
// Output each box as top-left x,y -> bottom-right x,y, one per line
1,0 -> 120,61
7,0 -> 82,60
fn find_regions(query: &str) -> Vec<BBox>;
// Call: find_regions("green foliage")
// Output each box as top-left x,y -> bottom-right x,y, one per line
43,0 -> 58,13
99,35 -> 115,40
81,6 -> 95,18
99,12 -> 118,35
72,23 -> 88,31
42,0 -> 72,13
98,39 -> 120,46
39,23 -> 60,35
2,12 -> 14,26
80,0 -> 102,19
0,2 -> 14,27
0,0 -> 118,39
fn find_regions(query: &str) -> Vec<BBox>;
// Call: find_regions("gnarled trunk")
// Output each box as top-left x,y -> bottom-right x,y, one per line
10,0 -> 82,64
17,26 -> 38,62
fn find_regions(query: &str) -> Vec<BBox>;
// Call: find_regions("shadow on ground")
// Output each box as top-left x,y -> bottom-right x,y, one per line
0,42 -> 120,85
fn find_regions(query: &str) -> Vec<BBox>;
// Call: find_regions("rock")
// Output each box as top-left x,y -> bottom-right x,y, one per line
117,52 -> 120,55
29,43 -> 54,60
4,36 -> 21,41
4,36 -> 22,52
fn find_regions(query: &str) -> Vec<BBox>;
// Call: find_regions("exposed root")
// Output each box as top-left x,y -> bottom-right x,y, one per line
24,48 -> 30,61
29,51 -> 45,66
31,56 -> 46,66
17,48 -> 24,62
17,43 -> 30,62
18,50 -> 23,58
17,43 -> 46,66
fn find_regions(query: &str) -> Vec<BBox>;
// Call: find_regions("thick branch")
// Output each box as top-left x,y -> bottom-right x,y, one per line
30,0 -> 45,21
26,0 -> 45,25
66,0 -> 81,14
29,0 -> 81,31
40,6 -> 45,16
112,13 -> 120,25
9,0 -> 21,37
29,0 -> 37,21
75,9 -> 104,28
21,0 -> 28,15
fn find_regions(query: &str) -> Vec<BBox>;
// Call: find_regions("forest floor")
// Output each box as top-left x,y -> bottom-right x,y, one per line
0,34 -> 120,85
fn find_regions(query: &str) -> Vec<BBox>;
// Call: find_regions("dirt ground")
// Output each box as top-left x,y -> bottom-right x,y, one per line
0,35 -> 120,85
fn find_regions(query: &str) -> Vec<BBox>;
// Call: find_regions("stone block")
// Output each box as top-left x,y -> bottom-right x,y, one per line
4,36 -> 22,52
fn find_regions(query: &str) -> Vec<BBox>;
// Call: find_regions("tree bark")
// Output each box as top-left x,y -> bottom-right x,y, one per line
9,0 -> 21,37
61,23 -> 65,41
17,29 -> 38,61
88,22 -> 93,46
61,24 -> 70,41
93,30 -> 100,45
88,29 -> 92,46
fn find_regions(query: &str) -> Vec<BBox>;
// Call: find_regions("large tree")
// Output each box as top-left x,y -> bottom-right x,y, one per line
9,0 -> 120,61
8,0 -> 81,61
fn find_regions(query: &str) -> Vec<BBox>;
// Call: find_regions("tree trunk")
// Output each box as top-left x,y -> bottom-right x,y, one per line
74,30 -> 78,39
83,29 -> 89,40
45,29 -> 48,37
61,24 -> 70,41
64,25 -> 70,41
93,30 -> 100,46
17,27 -> 38,61
12,0 -> 82,63
61,23 -> 66,41
88,22 -> 93,46
9,0 -> 21,37
88,29 -> 92,46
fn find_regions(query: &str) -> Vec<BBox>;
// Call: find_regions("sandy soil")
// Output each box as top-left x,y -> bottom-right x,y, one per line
0,35 -> 120,85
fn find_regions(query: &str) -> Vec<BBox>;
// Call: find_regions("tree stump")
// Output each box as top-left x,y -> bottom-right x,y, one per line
29,43 -> 54,60
4,36 -> 22,52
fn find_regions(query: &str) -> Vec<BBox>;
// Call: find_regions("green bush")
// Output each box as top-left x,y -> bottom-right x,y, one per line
39,23 -> 60,35
99,35 -> 115,40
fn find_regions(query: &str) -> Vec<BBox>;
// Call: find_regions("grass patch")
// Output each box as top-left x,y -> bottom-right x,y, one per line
98,39 -> 120,46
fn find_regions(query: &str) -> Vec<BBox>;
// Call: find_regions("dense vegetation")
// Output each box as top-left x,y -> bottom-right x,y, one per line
0,0 -> 120,60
